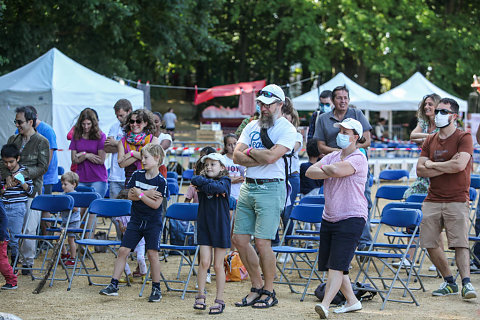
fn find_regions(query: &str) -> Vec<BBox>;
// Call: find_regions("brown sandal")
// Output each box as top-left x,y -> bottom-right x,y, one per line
193,295 -> 206,310
209,299 -> 225,315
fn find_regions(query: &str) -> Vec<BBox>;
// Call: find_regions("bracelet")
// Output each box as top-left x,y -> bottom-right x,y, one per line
246,147 -> 253,156
130,150 -> 134,157
138,192 -> 144,199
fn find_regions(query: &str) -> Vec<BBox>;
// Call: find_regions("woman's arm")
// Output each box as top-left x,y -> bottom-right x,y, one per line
305,161 -> 330,180
410,124 -> 429,143
321,161 -> 356,178
71,150 -> 87,164
117,142 -> 138,168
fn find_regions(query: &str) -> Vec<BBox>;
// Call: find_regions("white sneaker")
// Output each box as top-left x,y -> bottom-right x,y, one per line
428,264 -> 437,272
206,272 -> 212,284
392,258 -> 411,268
333,301 -> 362,314
315,304 -> 329,319
277,253 -> 291,264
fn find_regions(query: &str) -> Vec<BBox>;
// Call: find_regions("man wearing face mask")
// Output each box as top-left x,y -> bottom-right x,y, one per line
417,98 -> 477,300
307,90 -> 333,142
313,85 -> 373,249
232,84 -> 297,309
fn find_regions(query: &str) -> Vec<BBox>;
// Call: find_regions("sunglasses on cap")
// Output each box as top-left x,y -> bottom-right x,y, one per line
258,90 -> 282,100
129,119 -> 143,124
434,109 -> 455,115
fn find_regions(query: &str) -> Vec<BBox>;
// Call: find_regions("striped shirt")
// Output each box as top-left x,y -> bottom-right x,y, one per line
1,166 -> 34,203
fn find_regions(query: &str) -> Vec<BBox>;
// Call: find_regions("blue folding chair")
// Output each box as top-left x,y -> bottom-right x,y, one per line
167,171 -> 179,180
75,185 -> 95,193
299,195 -> 325,205
371,185 -> 409,220
355,208 -> 423,310
14,195 -> 74,287
377,169 -> 409,187
405,193 -> 427,203
167,181 -> 180,204
140,203 -> 199,299
273,204 -> 324,301
179,169 -> 194,186
67,199 -> 132,290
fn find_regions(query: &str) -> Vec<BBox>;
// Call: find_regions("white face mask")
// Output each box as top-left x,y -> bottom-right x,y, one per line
336,133 -> 352,149
434,113 -> 451,128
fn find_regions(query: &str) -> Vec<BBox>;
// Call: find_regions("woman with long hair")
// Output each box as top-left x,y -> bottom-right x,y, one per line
117,109 -> 159,186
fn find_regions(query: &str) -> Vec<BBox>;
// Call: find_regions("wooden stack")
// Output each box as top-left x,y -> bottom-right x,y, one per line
196,122 -> 223,141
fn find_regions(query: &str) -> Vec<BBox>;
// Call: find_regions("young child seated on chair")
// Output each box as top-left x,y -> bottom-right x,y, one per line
0,200 -> 18,289
60,172 -> 82,266
0,144 -> 34,268
114,189 -> 147,284
100,143 -> 167,302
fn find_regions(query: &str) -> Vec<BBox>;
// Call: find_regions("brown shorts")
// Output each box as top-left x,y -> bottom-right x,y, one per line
420,201 -> 470,249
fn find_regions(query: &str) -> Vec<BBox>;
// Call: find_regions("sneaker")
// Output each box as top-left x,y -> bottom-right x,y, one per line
428,264 -> 437,272
99,283 -> 119,296
61,253 -> 71,261
461,282 -> 477,299
206,272 -> 212,284
315,303 -> 329,319
64,259 -> 75,266
142,275 -> 150,284
148,287 -> 162,302
119,275 -> 134,284
392,258 -> 411,269
1,283 -> 18,290
21,265 -> 32,276
432,282 -> 458,296
277,253 -> 291,264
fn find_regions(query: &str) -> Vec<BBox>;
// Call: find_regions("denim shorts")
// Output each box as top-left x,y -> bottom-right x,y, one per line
233,180 -> 286,240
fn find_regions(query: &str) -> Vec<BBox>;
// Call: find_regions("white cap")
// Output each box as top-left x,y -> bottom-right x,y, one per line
201,153 -> 227,167
333,118 -> 363,138
256,84 -> 285,104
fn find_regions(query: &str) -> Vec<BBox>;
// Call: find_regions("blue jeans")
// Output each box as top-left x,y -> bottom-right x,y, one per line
281,173 -> 300,243
5,202 -> 27,257
79,181 -> 108,198
358,169 -> 373,247
108,181 -> 125,199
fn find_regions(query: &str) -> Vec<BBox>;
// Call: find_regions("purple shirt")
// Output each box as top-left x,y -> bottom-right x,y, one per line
321,149 -> 368,223
69,132 -> 108,183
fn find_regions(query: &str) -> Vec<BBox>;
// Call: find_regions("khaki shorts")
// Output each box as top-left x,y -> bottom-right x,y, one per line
420,201 -> 470,249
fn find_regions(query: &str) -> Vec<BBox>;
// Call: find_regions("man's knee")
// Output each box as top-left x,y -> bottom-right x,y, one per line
255,238 -> 272,253
232,234 -> 249,248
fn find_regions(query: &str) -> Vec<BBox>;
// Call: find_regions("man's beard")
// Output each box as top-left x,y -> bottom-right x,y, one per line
259,111 -> 277,129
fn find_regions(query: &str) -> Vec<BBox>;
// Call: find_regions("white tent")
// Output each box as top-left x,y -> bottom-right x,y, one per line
0,48 -> 143,171
292,72 -> 379,111
366,72 -> 467,112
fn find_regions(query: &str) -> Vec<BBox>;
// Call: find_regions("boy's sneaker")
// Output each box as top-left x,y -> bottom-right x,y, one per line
461,282 -> 477,299
64,259 -> 75,266
432,282 -> 458,296
61,253 -> 71,261
1,283 -> 18,290
148,287 -> 162,302
99,284 -> 118,296
206,272 -> 212,284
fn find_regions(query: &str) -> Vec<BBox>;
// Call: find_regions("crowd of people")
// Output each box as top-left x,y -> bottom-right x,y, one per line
0,83 -> 478,318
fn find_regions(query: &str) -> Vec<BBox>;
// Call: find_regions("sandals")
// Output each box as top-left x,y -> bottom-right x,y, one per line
193,295 -> 207,310
209,299 -> 225,315
234,287 -> 262,307
252,289 -> 278,309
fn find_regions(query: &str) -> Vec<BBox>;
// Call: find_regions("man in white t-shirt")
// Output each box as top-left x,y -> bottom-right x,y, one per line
162,108 -> 177,140
104,99 -> 132,199
232,84 -> 296,309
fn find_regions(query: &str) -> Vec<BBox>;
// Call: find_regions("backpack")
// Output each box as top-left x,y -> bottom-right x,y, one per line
224,251 -> 248,282
93,231 -> 107,253
314,282 -> 377,306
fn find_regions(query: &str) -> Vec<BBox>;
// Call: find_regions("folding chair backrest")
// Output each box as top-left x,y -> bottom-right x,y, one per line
382,201 -> 422,215
469,187 -> 477,202
470,175 -> 480,189
75,185 -> 95,193
165,203 -> 198,221
299,195 -> 325,205
167,171 -> 179,180
229,196 -> 237,210
375,185 -> 409,200
58,166 -> 65,175
379,169 -> 409,181
381,208 -> 422,228
168,181 -> 180,195
167,178 -> 178,185
182,169 -> 194,180
405,193 -> 427,203
88,199 -> 132,218
31,194 -> 74,213
66,192 -> 102,209
289,204 -> 323,224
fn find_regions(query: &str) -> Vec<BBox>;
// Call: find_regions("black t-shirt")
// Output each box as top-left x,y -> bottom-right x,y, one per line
126,170 -> 168,223
300,161 -> 323,195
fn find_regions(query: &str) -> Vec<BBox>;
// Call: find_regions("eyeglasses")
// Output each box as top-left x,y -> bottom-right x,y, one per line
258,101 -> 276,109
129,119 -> 143,124
13,120 -> 24,125
258,90 -> 281,100
434,109 -> 455,115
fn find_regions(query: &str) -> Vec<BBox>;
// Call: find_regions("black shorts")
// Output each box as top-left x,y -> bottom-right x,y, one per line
121,219 -> 162,251
318,217 -> 365,273
43,184 -> 53,195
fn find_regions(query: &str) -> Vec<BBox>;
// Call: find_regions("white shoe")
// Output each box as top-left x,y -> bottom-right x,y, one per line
392,258 -> 411,268
333,301 -> 362,314
277,253 -> 291,264
428,264 -> 437,272
315,304 -> 329,319
206,272 -> 212,284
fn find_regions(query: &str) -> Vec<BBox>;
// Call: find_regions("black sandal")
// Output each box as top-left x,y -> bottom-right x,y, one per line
234,287 -> 262,307
252,289 -> 278,309
209,299 -> 225,315
193,295 -> 207,310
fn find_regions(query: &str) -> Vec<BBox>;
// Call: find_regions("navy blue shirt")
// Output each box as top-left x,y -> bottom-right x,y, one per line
300,161 -> 323,195
126,170 -> 167,223
0,201 -> 7,241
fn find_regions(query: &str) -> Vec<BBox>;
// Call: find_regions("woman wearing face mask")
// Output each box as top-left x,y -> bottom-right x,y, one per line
306,118 -> 368,318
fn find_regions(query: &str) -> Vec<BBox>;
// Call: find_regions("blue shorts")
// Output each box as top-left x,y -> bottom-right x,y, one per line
121,219 -> 162,251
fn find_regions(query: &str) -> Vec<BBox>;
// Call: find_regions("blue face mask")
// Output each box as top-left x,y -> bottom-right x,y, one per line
256,104 -> 261,113
336,133 -> 352,149
322,104 -> 332,113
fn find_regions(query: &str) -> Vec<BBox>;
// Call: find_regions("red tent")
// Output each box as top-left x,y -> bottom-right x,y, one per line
194,80 -> 266,105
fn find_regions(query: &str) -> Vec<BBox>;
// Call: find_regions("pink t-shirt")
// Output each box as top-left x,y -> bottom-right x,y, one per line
185,185 -> 199,203
321,149 -> 368,223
